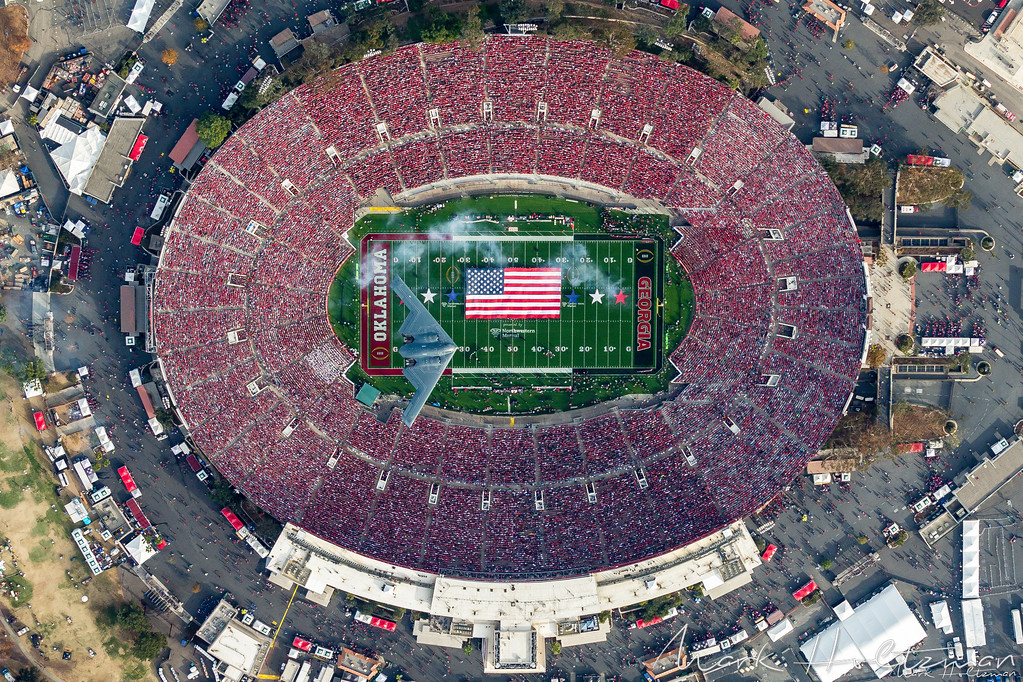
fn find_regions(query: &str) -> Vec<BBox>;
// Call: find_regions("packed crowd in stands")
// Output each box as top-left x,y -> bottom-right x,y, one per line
152,36 -> 867,579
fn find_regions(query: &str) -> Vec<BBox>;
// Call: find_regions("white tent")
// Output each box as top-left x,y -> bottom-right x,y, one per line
126,0 -> 155,33
123,534 -> 158,564
766,618 -> 794,642
0,169 -> 20,199
962,599 -> 986,648
0,119 -> 14,136
963,520 -> 980,599
929,601 -> 953,635
800,584 -> 926,682
50,126 -> 105,195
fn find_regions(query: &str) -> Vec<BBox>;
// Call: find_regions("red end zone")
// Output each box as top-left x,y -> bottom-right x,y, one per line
360,233 -> 452,376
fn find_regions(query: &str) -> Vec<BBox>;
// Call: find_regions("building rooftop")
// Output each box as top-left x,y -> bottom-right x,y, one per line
84,116 -> 146,203
954,438 -> 1023,510
207,622 -> 271,682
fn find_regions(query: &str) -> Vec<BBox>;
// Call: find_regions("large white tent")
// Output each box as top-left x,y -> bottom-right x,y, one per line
126,0 -> 155,33
963,520 -> 980,599
800,584 -> 926,682
962,598 -> 987,648
50,126 -> 105,195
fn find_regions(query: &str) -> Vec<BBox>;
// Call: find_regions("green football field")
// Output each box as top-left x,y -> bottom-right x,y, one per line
327,195 -> 693,414
359,233 -> 663,375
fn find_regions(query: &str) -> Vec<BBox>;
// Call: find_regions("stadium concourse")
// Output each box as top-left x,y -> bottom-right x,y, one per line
151,35 -> 869,669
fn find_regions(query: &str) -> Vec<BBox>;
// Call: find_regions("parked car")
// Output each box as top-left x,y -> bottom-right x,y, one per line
899,205 -> 919,213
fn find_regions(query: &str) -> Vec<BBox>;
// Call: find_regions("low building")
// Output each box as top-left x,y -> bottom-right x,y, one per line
196,0 -> 231,26
169,118 -> 206,170
757,97 -> 795,130
196,598 -> 272,682
913,46 -> 961,88
802,0 -> 846,40
83,116 -> 146,203
932,84 -> 1023,168
308,9 -> 336,34
643,648 -> 689,680
964,9 -> 1023,93
270,29 -> 301,59
713,7 -> 760,41
336,647 -> 383,679
88,72 -> 127,118
810,137 -> 867,163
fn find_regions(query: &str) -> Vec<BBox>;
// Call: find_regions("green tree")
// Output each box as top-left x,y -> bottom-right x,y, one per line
914,0 -> 945,26
461,5 -> 484,50
133,630 -> 168,660
959,246 -> 975,262
866,344 -> 887,368
943,188 -> 973,210
820,557 -> 833,570
693,14 -> 713,33
421,8 -> 462,44
664,8 -> 690,38
856,535 -> 869,544
843,39 -> 855,49
897,334 -> 915,355
16,668 -> 41,682
196,111 -> 231,149
117,603 -> 150,634
210,480 -> 239,508
239,77 -> 284,110
546,0 -> 565,23
598,24 -> 638,59
0,302 -> 7,323
899,261 -> 917,279
551,641 -> 562,655
194,17 -> 209,32
551,22 -> 592,40
744,37 -> 769,65
462,639 -> 474,655
499,0 -> 529,24
21,358 -> 45,382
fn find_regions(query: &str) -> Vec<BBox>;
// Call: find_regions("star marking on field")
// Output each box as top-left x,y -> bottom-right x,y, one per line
566,291 -> 579,305
421,289 -> 437,304
446,290 -> 459,303
614,290 -> 628,305
590,288 -> 605,304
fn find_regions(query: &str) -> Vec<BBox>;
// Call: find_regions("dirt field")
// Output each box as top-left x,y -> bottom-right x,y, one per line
0,372 -> 155,681
0,6 -> 29,88
892,401 -> 950,443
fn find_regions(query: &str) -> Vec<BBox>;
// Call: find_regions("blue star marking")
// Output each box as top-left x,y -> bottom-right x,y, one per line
566,291 -> 579,305
446,290 -> 459,302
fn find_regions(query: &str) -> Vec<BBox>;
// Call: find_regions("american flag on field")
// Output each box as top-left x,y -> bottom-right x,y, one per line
464,267 -> 563,319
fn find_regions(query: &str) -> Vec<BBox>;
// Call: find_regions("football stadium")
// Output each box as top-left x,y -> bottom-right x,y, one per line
153,36 -> 868,671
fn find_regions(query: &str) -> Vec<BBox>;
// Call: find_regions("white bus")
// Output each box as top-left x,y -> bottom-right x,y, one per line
150,194 -> 170,221
1012,608 -> 1023,645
